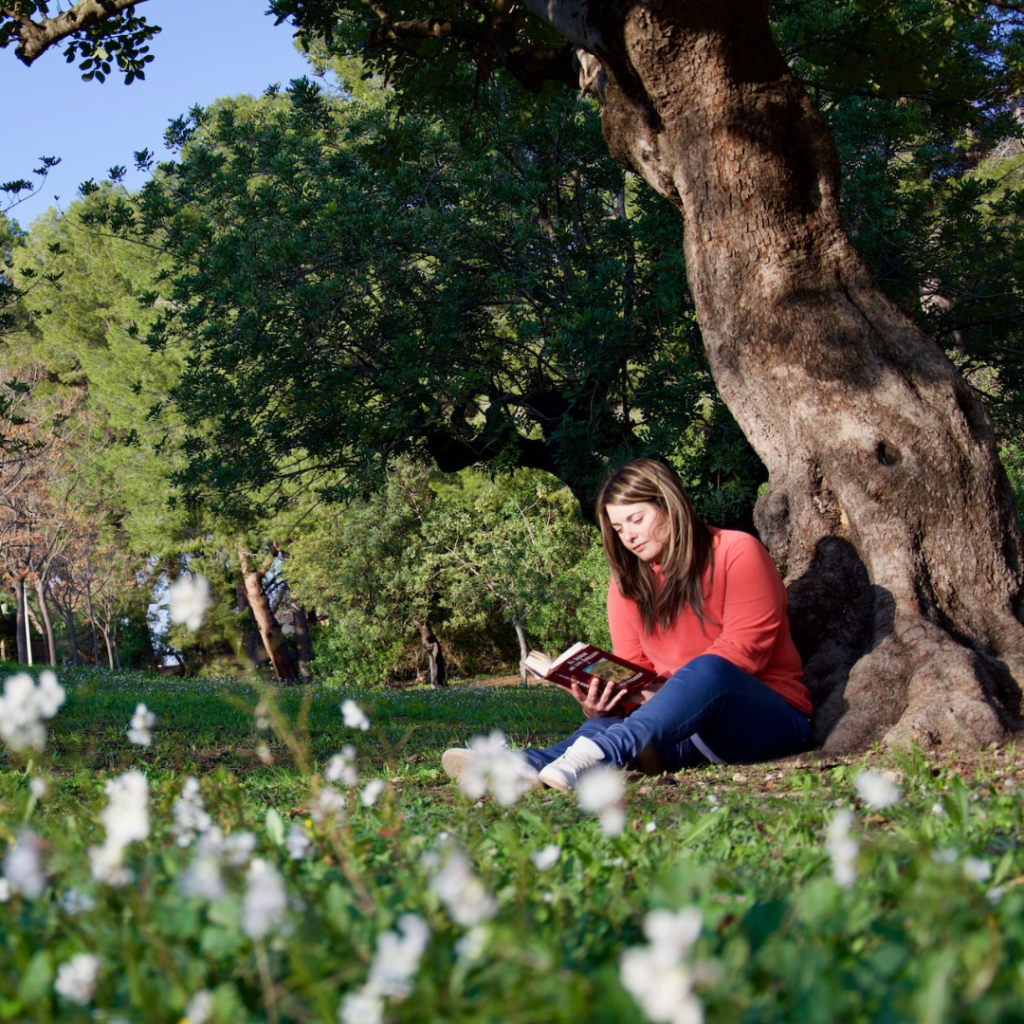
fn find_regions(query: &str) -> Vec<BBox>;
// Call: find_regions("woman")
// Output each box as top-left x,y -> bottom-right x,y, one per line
443,458 -> 813,791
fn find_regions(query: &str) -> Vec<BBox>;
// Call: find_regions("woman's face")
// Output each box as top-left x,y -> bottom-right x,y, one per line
605,501 -> 668,563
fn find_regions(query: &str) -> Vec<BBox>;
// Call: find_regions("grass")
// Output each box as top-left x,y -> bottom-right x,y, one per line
2,664 -> 1024,1023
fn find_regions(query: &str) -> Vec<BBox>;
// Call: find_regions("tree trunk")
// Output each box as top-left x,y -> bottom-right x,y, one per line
413,618 -> 448,688
524,0 -> 1024,751
292,603 -> 313,679
237,546 -> 298,682
15,580 -> 27,664
235,580 -> 265,669
514,618 -> 530,687
34,578 -> 56,667
63,603 -> 80,667
85,577 -> 100,666
102,625 -> 114,671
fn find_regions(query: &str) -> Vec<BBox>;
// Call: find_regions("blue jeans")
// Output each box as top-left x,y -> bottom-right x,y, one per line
521,654 -> 811,773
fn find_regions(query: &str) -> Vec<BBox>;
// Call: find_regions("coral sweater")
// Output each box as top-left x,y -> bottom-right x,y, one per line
607,528 -> 812,715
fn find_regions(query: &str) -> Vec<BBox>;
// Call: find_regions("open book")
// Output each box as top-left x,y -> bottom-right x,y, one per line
524,642 -> 666,695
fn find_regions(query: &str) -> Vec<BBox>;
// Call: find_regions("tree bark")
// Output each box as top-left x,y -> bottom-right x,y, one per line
413,618 -> 448,688
34,578 -> 56,667
15,579 -> 27,664
237,546 -> 298,682
101,625 -> 115,671
63,603 -> 80,667
514,618 -> 530,687
85,577 -> 100,667
518,0 -> 1024,752
292,603 -> 313,679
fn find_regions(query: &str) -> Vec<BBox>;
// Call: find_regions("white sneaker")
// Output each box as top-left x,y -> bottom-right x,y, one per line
538,737 -> 606,792
441,748 -> 473,780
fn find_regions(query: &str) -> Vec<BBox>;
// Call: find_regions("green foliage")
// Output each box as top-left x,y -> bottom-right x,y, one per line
0,665 -> 1023,1022
1000,439 -> 1024,533
287,463 -> 602,683
85,76 -> 707,519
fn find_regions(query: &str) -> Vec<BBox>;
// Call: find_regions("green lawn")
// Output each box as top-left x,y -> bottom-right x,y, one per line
1,665 -> 1023,1023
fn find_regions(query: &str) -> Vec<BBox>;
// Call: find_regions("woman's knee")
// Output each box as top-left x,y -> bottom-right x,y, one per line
668,654 -> 744,695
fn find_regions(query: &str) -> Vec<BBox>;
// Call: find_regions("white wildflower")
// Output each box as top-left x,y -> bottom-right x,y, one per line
54,953 -> 101,1005
646,820 -> 658,833
361,779 -> 387,807
576,765 -> 627,836
254,701 -> 271,730
621,908 -> 705,1024
368,913 -> 430,999
325,745 -> 359,786
854,769 -> 901,810
222,830 -> 257,867
341,699 -> 370,731
987,886 -> 1004,905
931,802 -> 945,816
184,990 -> 214,1024
286,824 -> 312,861
530,844 -> 561,871
242,858 -> 288,940
180,834 -> 226,901
29,777 -> 48,799
3,828 -> 47,898
454,924 -> 488,961
0,670 -> 66,752
425,843 -> 497,927
454,731 -> 538,806
127,703 -> 156,746
89,769 -> 149,886
36,670 -> 65,716
0,878 -> 8,902
340,914 -> 430,1022
180,827 -> 256,897
312,786 -> 346,823
169,574 -> 212,632
825,808 -> 859,888
932,847 -> 959,865
963,857 -> 993,882
173,776 -> 212,848
339,989 -> 384,1024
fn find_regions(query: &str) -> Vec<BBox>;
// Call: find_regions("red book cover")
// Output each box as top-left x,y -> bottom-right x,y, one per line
526,643 -> 665,694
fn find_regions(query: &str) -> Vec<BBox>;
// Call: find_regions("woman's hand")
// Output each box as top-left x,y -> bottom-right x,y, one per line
569,676 -> 631,718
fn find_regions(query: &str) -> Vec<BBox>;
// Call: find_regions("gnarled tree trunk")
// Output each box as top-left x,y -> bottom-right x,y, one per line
524,0 -> 1024,752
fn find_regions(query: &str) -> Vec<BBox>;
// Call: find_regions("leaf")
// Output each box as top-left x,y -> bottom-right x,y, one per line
17,950 -> 53,1005
265,807 -> 286,846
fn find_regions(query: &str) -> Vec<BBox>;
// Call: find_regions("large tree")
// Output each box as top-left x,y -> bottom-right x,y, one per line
8,0 -> 1024,752
268,0 -> 1024,754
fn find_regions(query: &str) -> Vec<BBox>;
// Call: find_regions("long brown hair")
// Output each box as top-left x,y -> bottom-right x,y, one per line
597,458 -> 713,633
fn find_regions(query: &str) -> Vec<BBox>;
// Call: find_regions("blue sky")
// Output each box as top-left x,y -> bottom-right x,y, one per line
2,0 -> 317,230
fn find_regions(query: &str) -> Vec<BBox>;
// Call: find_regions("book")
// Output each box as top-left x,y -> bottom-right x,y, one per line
524,642 -> 666,695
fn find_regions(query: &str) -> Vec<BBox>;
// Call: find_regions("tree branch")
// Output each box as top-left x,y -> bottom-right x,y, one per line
5,0 -> 150,66
364,12 -> 577,91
